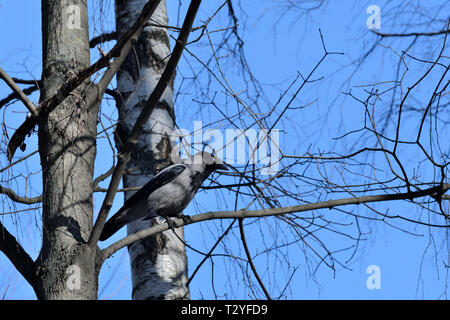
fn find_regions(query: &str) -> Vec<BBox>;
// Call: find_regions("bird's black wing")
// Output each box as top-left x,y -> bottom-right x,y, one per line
117,164 -> 186,214
99,164 -> 186,241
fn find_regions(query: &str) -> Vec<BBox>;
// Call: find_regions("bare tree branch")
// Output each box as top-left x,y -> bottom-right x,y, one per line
0,150 -> 38,174
186,219 -> 237,286
238,218 -> 272,300
372,29 -> 450,38
89,31 -> 117,48
104,88 -> 120,101
101,183 -> 450,261
0,67 -> 39,117
0,221 -> 36,289
10,78 -> 40,85
0,85 -> 39,110
0,184 -> 42,204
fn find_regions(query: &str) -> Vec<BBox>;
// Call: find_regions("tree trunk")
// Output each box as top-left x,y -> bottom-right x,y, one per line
35,0 -> 99,299
115,0 -> 189,300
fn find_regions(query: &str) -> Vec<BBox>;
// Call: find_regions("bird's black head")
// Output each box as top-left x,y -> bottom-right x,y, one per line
192,151 -> 228,177
207,161 -> 228,172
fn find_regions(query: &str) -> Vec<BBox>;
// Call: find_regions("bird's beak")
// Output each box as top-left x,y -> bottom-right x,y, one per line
214,163 -> 228,171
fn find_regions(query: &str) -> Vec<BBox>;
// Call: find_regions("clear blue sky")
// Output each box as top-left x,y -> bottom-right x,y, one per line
0,0 -> 448,299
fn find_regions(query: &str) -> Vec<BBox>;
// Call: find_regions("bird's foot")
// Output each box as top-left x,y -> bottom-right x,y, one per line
163,216 -> 177,229
178,214 -> 192,225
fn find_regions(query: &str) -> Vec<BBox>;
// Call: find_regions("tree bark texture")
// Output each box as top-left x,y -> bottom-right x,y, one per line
35,0 -> 99,299
115,0 -> 189,300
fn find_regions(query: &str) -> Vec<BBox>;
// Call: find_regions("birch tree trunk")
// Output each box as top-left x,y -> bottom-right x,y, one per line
35,0 -> 99,299
115,0 -> 189,300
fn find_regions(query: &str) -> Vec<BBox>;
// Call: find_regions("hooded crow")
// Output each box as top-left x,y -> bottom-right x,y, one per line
99,152 -> 227,241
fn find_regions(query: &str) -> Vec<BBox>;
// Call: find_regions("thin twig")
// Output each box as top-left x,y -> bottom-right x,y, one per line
0,67 -> 38,117
238,218 -> 272,300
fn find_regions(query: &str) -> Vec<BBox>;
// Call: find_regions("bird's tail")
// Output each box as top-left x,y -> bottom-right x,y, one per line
99,212 -> 127,241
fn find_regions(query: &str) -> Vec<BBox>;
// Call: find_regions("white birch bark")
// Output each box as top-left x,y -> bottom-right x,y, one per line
115,0 -> 189,300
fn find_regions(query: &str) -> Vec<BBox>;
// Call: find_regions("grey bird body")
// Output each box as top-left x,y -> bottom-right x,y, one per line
99,152 -> 226,241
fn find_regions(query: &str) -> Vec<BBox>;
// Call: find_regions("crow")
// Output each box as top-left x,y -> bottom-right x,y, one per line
99,152 -> 227,241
